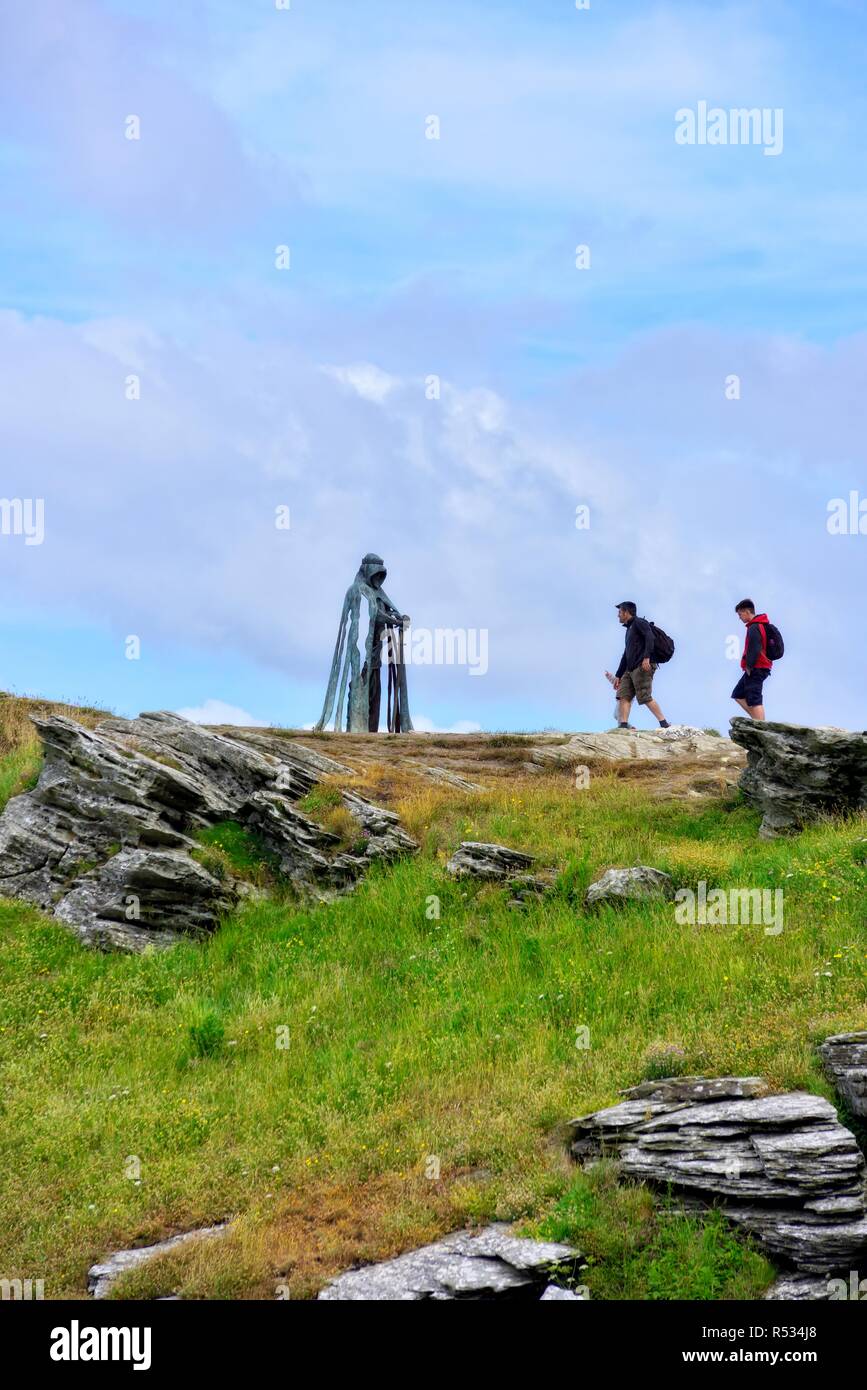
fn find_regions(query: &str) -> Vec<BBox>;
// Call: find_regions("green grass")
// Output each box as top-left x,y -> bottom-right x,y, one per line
295,786 -> 359,849
192,821 -> 282,887
530,1163 -> 775,1299
0,765 -> 865,1300
0,742 -> 43,807
296,785 -> 343,815
186,1009 -> 227,1061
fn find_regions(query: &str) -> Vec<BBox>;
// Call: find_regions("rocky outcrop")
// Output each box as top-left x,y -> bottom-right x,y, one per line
532,728 -> 744,767
819,1032 -> 867,1120
730,718 -> 867,838
568,1077 -> 867,1274
316,1224 -> 583,1301
54,847 -> 237,953
339,790 -> 418,860
446,841 -> 535,882
421,766 -> 487,792
585,866 -> 674,906
218,728 -> 358,779
88,1225 -> 226,1299
446,842 -> 552,909
505,873 -> 554,911
764,1272 -> 839,1300
0,711 -> 417,953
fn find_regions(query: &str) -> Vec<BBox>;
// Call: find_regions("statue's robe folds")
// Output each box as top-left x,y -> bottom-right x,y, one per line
315,556 -> 413,733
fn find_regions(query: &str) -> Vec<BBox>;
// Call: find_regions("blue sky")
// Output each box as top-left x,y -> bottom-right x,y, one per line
1,0 -> 865,732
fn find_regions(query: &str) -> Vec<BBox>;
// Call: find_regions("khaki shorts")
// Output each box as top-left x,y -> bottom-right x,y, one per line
618,664 -> 657,705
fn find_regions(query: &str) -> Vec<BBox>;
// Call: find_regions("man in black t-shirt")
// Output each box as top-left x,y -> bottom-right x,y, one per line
612,602 -> 671,730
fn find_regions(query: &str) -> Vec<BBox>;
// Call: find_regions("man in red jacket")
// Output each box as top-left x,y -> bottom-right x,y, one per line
732,599 -> 772,720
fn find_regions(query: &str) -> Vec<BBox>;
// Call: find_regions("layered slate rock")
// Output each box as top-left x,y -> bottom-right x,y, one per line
568,1077 -> 867,1274
316,1224 -> 583,1301
585,866 -> 674,907
446,842 -> 553,908
339,790 -> 418,861
421,765 -> 487,792
730,718 -> 867,838
54,848 -> 236,953
216,728 -> 358,780
446,841 -> 535,882
764,1273 -> 839,1301
819,1032 -> 867,1120
0,711 -> 417,952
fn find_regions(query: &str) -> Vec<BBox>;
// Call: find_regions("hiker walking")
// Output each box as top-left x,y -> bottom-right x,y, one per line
610,602 -> 672,729
732,600 -> 782,721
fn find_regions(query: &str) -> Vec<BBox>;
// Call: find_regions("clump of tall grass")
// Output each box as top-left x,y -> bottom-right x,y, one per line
0,697 -> 42,807
0,693 -> 111,809
0,694 -> 41,757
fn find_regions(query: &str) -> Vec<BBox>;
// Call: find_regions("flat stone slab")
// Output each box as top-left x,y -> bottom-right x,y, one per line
622,1077 -> 770,1104
532,728 -> 743,767
421,766 -> 487,792
316,1224 -> 582,1301
87,1225 -> 226,1299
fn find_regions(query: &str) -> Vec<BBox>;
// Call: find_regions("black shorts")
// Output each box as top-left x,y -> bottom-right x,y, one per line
732,668 -> 771,706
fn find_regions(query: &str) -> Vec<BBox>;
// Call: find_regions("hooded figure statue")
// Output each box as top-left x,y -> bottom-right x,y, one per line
315,553 -> 413,733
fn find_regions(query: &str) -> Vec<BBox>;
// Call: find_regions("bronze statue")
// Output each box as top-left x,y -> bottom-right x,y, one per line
315,553 -> 413,733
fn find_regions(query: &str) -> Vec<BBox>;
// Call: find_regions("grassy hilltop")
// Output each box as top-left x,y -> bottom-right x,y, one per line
1,696 -> 865,1300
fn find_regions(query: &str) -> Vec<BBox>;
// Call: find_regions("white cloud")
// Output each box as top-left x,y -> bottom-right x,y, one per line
324,363 -> 400,404
1,307 -> 864,732
1,0 -> 863,740
410,715 -> 483,734
176,700 -> 267,728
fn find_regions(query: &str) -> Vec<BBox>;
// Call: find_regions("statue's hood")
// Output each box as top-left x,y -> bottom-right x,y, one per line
357,552 -> 387,587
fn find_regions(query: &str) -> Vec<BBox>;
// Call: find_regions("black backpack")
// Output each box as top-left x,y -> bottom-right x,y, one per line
762,622 -> 785,661
646,620 -> 675,664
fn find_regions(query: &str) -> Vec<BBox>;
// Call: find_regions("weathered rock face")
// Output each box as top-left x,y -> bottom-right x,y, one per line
585,866 -> 674,907
730,718 -> 867,838
422,765 -> 487,792
316,1224 -> 583,1301
339,790 -> 418,861
218,728 -> 357,780
764,1272 -> 840,1301
446,841 -> 536,882
54,848 -> 237,954
0,711 -> 417,953
532,728 -> 743,767
819,1032 -> 867,1120
446,842 -> 552,911
568,1077 -> 867,1274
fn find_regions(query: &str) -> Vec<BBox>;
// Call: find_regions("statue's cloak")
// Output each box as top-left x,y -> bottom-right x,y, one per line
315,554 -> 413,733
